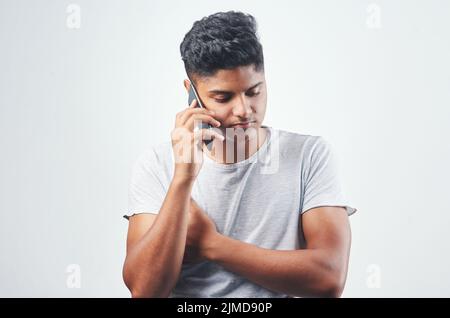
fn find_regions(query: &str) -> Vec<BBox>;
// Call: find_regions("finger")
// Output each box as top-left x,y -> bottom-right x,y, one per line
185,114 -> 221,131
205,128 -> 225,141
179,107 -> 215,125
194,128 -> 225,143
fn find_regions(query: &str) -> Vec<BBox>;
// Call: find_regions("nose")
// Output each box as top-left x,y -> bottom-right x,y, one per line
232,95 -> 252,119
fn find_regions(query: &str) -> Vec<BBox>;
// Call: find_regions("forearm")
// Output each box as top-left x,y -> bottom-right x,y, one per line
123,176 -> 194,298
205,234 -> 346,298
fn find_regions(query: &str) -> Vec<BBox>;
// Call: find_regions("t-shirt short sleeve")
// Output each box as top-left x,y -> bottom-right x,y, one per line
123,147 -> 166,220
301,136 -> 357,216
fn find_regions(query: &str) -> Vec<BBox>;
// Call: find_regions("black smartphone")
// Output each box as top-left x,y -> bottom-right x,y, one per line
187,82 -> 214,150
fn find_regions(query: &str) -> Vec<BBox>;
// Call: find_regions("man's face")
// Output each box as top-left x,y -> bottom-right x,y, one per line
185,65 -> 267,132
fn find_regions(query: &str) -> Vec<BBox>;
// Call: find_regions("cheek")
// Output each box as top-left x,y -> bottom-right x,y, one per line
253,97 -> 267,117
214,108 -> 233,123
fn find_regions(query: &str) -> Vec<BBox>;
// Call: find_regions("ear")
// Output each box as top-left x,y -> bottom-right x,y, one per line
183,79 -> 191,92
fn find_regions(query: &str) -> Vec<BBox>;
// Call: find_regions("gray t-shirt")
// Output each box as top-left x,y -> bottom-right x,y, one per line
124,126 -> 357,298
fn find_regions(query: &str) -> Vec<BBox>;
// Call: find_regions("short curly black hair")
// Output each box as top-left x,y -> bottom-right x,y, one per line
180,11 -> 264,82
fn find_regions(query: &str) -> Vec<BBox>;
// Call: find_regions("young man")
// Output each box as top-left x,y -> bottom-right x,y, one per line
122,11 -> 357,298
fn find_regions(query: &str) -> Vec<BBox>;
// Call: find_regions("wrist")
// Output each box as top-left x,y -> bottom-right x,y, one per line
203,232 -> 227,262
172,172 -> 196,186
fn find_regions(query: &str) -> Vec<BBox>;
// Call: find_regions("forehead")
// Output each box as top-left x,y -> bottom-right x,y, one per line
196,65 -> 265,91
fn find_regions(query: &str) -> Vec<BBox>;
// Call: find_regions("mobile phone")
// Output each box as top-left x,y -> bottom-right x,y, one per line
187,82 -> 214,151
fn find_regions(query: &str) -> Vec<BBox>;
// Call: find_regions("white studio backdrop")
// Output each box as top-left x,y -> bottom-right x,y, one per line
0,0 -> 449,297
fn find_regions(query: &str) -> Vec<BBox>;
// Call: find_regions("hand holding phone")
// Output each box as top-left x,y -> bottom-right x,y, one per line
170,81 -> 223,180
187,82 -> 214,151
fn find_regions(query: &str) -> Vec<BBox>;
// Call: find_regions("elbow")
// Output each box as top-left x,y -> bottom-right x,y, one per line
127,284 -> 160,298
130,287 -> 171,299
309,278 -> 344,298
122,261 -> 148,298
122,260 -> 136,295
130,289 -> 153,298
290,271 -> 346,298
130,289 -> 145,298
319,270 -> 347,298
122,261 -> 171,298
321,282 -> 344,298
125,280 -> 165,298
123,276 -> 143,298
316,254 -> 349,298
128,281 -> 171,298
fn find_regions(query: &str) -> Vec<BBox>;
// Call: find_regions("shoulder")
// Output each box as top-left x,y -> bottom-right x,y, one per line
270,127 -> 330,157
133,140 -> 173,172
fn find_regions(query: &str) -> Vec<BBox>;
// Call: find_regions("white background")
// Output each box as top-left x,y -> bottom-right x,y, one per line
1,0 -> 449,297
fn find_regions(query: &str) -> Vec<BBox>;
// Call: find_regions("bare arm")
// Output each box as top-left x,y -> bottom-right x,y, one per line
204,206 -> 352,297
122,176 -> 194,298
122,95 -> 223,298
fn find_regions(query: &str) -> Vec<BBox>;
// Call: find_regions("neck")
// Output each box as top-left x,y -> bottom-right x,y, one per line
203,126 -> 268,164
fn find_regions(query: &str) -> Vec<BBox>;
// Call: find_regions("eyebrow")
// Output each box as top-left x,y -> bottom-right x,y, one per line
208,81 -> 263,95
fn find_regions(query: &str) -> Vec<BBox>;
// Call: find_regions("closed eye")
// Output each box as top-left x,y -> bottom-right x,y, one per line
246,91 -> 260,97
213,91 -> 260,103
214,96 -> 231,103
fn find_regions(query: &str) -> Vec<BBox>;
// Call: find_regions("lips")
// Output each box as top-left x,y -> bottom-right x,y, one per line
231,121 -> 254,128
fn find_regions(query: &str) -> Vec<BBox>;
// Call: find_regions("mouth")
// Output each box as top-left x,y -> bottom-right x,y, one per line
230,121 -> 256,128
